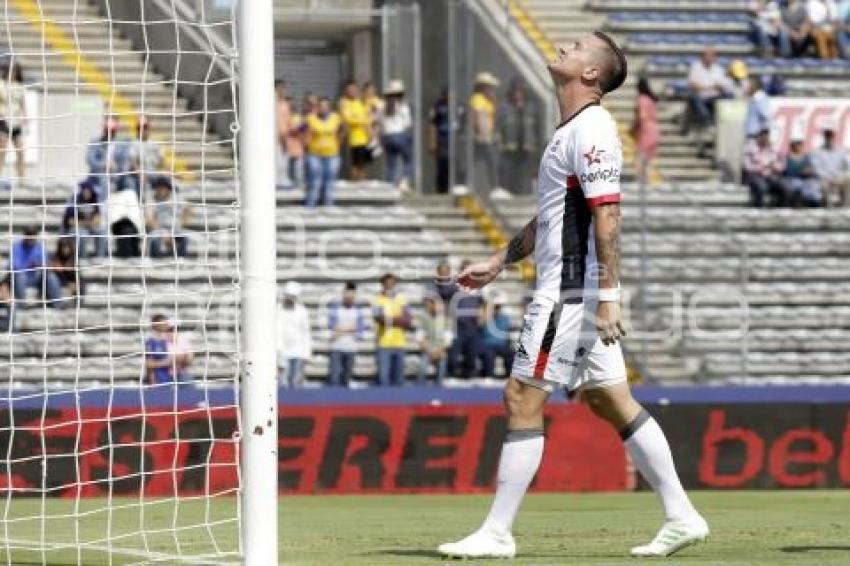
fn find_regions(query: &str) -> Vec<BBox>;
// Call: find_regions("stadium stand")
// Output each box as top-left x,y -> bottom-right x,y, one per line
491,182 -> 850,384
2,0 -> 233,177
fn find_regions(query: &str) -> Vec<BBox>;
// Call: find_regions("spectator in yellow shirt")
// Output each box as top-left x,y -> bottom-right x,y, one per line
372,273 -> 412,386
304,97 -> 342,207
339,81 -> 373,181
470,72 -> 500,192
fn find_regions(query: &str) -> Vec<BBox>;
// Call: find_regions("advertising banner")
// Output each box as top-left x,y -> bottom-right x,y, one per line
0,403 -> 626,497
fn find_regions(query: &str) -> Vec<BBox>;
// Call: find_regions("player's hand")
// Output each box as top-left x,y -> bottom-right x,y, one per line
595,301 -> 626,346
455,258 -> 502,292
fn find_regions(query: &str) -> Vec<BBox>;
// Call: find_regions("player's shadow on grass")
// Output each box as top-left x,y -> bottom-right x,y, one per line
782,545 -> 850,553
369,549 -> 610,560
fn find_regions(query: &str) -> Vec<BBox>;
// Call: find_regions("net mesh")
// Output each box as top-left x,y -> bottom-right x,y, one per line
0,0 -> 240,563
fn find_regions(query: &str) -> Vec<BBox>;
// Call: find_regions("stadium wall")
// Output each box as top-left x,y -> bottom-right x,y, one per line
3,386 -> 850,496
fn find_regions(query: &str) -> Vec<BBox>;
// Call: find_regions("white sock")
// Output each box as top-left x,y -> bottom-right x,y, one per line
481,429 -> 544,536
622,409 -> 698,523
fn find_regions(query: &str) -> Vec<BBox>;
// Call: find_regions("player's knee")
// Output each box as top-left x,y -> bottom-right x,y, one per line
503,380 -> 544,424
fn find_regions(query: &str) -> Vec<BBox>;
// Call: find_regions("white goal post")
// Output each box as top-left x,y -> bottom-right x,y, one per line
238,0 -> 279,564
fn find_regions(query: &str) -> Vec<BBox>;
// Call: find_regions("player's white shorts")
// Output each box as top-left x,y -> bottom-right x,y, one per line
511,294 -> 627,393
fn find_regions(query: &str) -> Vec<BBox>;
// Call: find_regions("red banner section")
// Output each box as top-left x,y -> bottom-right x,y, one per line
652,405 -> 850,489
280,404 -> 627,494
0,404 -> 627,497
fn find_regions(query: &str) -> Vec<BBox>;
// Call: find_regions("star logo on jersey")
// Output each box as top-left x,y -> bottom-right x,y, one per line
583,145 -> 605,167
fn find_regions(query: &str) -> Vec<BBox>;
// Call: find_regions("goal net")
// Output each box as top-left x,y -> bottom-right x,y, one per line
0,0 -> 249,563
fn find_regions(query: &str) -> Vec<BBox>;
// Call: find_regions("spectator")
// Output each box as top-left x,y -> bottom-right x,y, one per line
286,97 -> 306,191
304,97 -> 342,207
276,281 -> 312,388
362,81 -> 384,161
275,81 -> 292,189
448,259 -> 484,380
145,313 -> 174,384
328,281 -> 366,387
811,125 -> 850,206
743,128 -> 786,207
744,77 -> 771,138
166,322 -> 194,382
9,227 -> 62,307
478,293 -> 513,379
808,0 -> 839,58
497,79 -> 538,194
339,81 -> 372,181
470,72 -> 500,191
372,273 -> 411,386
432,259 -> 456,304
727,60 -> 750,99
750,0 -> 787,57
415,294 -> 451,385
684,48 -> 731,133
106,185 -> 143,258
837,0 -> 850,57
782,0 -> 813,57
62,180 -> 107,258
428,88 -> 454,194
86,114 -> 130,193
127,116 -> 163,198
50,237 -> 83,302
0,279 -> 12,332
381,79 -> 413,190
0,61 -> 27,181
631,76 -> 660,186
783,136 -> 823,206
145,177 -> 191,258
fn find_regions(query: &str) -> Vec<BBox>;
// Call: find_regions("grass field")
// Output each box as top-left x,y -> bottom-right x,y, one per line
1,490 -> 849,564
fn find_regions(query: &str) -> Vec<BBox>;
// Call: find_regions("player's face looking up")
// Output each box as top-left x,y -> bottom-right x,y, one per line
547,34 -> 603,88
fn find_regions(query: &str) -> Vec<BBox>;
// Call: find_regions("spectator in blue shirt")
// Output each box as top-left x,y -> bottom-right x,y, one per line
479,294 -> 513,379
327,281 -> 366,387
86,115 -> 130,194
744,77 -> 771,138
10,227 -> 62,307
447,259 -> 484,380
145,313 -> 174,384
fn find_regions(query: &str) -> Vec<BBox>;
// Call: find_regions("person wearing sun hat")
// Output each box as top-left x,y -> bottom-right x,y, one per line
470,71 -> 500,191
726,59 -> 749,99
276,281 -> 313,388
380,79 -> 414,190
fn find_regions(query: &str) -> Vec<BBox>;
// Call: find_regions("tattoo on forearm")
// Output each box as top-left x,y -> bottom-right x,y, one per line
503,217 -> 537,266
593,204 -> 620,287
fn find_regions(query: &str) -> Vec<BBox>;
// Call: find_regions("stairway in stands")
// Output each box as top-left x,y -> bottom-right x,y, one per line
2,0 -> 233,177
519,0 -> 721,183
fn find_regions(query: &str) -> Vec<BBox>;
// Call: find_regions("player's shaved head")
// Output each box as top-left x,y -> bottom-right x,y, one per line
591,31 -> 627,94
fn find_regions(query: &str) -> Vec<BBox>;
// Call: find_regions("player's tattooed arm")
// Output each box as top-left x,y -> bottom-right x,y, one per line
592,204 -> 620,288
455,216 -> 536,291
499,216 -> 537,268
592,203 -> 625,345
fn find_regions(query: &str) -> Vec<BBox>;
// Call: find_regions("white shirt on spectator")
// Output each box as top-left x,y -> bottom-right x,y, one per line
807,0 -> 837,25
751,0 -> 782,34
811,144 -> 850,182
688,60 -> 729,98
276,302 -> 312,361
381,102 -> 412,136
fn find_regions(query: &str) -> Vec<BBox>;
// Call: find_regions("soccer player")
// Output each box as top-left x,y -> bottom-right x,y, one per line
437,32 -> 708,559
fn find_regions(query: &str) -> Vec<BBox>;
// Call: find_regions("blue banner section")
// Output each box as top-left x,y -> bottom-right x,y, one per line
0,383 -> 849,409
